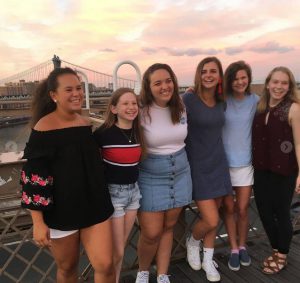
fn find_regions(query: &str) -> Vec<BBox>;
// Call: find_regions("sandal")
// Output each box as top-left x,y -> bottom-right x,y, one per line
262,251 -> 278,267
262,255 -> 287,274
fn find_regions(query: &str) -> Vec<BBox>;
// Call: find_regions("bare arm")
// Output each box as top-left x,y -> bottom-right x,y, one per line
289,102 -> 300,194
30,210 -> 51,247
185,86 -> 194,93
81,114 -> 92,126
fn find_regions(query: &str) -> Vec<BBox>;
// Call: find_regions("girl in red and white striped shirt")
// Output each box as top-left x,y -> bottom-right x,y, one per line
93,87 -> 146,283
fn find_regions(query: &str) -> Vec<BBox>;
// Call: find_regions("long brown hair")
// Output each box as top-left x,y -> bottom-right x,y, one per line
257,66 -> 299,113
194,57 -> 225,102
224,60 -> 252,96
31,67 -> 79,127
139,63 -> 184,124
102,87 -> 147,159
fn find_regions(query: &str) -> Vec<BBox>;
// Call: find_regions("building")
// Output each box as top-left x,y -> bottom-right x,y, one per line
0,80 -> 39,98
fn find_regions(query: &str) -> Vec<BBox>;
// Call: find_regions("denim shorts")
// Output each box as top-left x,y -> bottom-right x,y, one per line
138,147 -> 192,212
108,182 -> 141,218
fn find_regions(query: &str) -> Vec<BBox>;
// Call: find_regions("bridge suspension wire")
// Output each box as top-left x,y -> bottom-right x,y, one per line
61,60 -> 137,91
0,57 -> 139,104
0,60 -> 53,86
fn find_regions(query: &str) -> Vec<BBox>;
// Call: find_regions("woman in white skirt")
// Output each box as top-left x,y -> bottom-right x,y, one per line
222,61 -> 259,271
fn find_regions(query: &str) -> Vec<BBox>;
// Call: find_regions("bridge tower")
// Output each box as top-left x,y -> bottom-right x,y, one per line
52,55 -> 61,69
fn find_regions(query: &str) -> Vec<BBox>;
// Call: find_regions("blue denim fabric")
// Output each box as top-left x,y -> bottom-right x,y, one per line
108,182 -> 141,218
138,147 -> 192,212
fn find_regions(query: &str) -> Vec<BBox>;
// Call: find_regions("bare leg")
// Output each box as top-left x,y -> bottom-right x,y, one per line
192,199 -> 221,245
124,210 -> 138,241
80,219 -> 115,283
201,198 -> 222,248
156,207 -> 182,275
235,186 -> 252,247
223,194 -> 238,249
112,210 -> 137,283
111,216 -> 125,283
198,198 -> 222,282
50,232 -> 80,283
137,212 -> 164,271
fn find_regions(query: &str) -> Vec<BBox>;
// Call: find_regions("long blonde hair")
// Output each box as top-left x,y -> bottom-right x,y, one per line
257,66 -> 299,113
103,87 -> 147,159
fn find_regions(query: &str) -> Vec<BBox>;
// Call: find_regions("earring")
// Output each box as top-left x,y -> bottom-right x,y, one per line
53,99 -> 57,103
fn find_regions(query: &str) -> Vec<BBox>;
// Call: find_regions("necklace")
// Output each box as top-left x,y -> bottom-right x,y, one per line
119,128 -> 133,143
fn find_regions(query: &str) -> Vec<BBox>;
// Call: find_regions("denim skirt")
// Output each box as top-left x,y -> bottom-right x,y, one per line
138,147 -> 192,212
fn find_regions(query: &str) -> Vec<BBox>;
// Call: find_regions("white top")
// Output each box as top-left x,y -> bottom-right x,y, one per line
141,103 -> 187,155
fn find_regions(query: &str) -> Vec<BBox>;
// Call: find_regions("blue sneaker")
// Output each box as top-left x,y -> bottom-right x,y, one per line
228,253 -> 240,271
239,249 -> 251,266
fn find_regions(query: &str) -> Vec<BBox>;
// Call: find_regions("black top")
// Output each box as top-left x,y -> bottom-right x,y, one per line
20,126 -> 113,230
93,125 -> 141,184
252,99 -> 298,176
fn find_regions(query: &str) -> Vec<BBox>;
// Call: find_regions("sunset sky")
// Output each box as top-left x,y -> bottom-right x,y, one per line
1,0 -> 300,85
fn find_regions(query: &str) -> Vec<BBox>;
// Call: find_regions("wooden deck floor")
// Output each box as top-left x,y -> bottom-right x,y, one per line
120,233 -> 300,283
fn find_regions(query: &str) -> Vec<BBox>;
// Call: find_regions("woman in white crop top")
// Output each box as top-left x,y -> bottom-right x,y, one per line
135,63 -> 192,283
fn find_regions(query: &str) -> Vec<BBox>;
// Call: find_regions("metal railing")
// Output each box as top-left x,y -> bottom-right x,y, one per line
1,160 -> 299,282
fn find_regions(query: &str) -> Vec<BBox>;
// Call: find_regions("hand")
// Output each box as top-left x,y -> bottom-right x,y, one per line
295,176 -> 300,194
185,87 -> 194,94
33,221 -> 51,248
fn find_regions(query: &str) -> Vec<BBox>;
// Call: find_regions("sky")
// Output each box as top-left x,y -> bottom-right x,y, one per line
1,0 -> 300,85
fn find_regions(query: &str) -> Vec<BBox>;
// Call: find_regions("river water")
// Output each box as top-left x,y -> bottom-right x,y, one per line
0,124 -> 30,154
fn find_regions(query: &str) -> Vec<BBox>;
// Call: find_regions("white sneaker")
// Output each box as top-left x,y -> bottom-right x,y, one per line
186,235 -> 201,270
202,260 -> 220,282
135,271 -> 149,283
157,274 -> 170,283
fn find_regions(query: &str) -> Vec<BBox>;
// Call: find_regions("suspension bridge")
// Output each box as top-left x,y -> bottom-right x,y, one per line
0,55 -> 139,91
0,55 -> 142,117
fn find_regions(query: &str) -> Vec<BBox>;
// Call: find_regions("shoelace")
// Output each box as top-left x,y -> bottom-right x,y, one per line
188,244 -> 199,250
189,248 -> 200,260
205,260 -> 219,272
158,274 -> 170,283
137,271 -> 149,281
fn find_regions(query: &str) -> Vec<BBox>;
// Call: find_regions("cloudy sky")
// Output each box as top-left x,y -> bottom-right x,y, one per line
1,0 -> 300,85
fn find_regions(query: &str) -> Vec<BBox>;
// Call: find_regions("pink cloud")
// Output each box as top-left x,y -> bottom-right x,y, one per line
1,0 -> 300,85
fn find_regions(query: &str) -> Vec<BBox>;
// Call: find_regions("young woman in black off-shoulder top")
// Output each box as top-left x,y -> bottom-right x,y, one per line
20,67 -> 115,283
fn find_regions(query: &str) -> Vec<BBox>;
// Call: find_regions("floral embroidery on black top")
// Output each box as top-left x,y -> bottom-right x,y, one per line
20,126 -> 113,230
21,171 -> 54,207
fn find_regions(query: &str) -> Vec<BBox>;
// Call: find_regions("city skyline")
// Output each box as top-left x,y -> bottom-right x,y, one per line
1,0 -> 300,84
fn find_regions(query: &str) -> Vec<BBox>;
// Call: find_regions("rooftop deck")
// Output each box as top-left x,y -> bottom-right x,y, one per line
1,156 -> 300,283
119,233 -> 300,283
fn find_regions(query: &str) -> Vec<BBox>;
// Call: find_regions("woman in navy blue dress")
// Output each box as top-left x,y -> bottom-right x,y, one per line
184,57 -> 232,282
